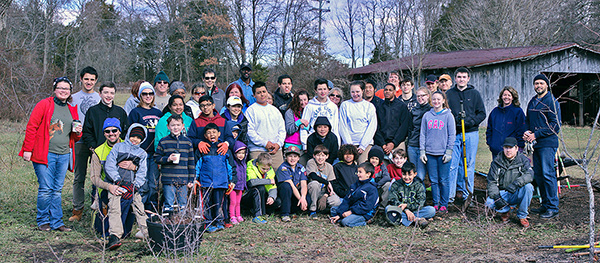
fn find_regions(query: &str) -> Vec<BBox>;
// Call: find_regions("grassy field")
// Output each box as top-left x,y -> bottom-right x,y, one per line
1,92 -> 599,262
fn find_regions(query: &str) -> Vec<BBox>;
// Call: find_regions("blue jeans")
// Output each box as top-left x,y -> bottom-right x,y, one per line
33,153 -> 70,229
385,206 -> 436,226
163,184 -> 188,210
486,183 -> 534,219
449,131 -> 479,202
407,146 -> 427,182
426,154 -> 450,207
533,147 -> 559,212
141,153 -> 159,210
330,206 -> 366,227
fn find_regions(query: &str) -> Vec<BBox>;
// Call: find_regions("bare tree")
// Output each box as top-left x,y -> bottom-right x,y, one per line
332,0 -> 361,68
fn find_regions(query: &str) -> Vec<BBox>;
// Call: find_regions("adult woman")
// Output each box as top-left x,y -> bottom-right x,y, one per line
19,77 -> 82,232
219,83 -> 250,114
328,87 -> 344,108
486,86 -> 526,159
124,80 -> 143,115
221,96 -> 248,144
284,89 -> 310,150
154,95 -> 194,150
338,81 -> 377,163
128,82 -> 163,208
406,87 -> 432,181
187,83 -> 206,119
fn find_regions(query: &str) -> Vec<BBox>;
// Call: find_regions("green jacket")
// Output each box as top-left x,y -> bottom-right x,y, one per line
246,159 -> 277,200
487,152 -> 533,200
388,178 -> 426,212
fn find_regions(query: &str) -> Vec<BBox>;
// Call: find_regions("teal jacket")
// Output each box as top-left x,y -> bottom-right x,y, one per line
154,112 -> 193,151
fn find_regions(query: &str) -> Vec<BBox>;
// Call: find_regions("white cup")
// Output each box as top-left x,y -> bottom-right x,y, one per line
172,153 -> 181,164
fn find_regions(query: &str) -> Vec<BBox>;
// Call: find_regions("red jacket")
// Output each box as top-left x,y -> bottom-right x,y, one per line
387,163 -> 403,181
19,97 -> 81,170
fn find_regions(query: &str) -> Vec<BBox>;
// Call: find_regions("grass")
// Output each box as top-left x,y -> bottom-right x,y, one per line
2,92 -> 600,261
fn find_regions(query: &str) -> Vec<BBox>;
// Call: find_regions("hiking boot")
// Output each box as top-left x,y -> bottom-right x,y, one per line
252,216 -> 267,224
317,195 -> 328,211
55,225 -> 72,232
310,212 -> 318,220
520,218 -> 530,228
107,234 -> 121,251
434,205 -> 439,211
500,212 -> 510,224
416,218 -> 429,229
69,209 -> 83,222
281,216 -> 291,222
38,223 -> 51,231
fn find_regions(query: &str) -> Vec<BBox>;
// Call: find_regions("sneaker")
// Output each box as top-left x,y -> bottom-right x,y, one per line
500,212 -> 510,224
107,234 -> 122,251
438,206 -> 448,213
55,225 -> 72,232
433,205 -> 439,211
531,207 -> 546,214
223,223 -> 233,228
216,224 -> 225,231
237,216 -> 244,223
416,218 -> 429,229
38,223 -> 51,231
281,216 -> 291,222
206,225 -> 219,233
231,217 -> 239,224
310,212 -> 318,220
520,218 -> 530,228
540,210 -> 559,219
317,195 -> 328,211
135,230 -> 145,239
252,216 -> 267,224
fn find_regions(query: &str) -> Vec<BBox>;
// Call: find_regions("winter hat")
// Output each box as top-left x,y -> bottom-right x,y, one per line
53,76 -> 73,91
138,82 -> 155,97
103,118 -> 121,132
130,127 -> 145,141
313,116 -> 331,130
368,145 -> 385,165
154,71 -> 170,85
533,74 -> 550,87
227,96 -> 243,107
232,124 -> 241,132
169,81 -> 186,95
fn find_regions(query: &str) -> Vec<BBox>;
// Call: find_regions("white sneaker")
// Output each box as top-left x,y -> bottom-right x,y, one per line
135,230 -> 145,239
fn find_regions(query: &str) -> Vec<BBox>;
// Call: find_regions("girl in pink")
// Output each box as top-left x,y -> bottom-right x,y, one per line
230,141 -> 248,224
283,89 -> 310,163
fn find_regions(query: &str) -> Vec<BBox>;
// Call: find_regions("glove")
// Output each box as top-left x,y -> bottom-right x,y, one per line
198,141 -> 210,154
217,142 -> 229,155
494,197 -> 509,210
117,181 -> 135,200
442,149 -> 452,163
420,150 -> 427,164
505,183 -> 518,194
225,183 -> 235,195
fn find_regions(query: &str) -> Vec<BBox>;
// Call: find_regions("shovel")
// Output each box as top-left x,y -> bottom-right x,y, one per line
460,102 -> 474,212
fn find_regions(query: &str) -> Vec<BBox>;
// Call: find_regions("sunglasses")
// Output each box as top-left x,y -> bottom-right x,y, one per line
329,94 -> 341,98
157,81 -> 168,84
104,128 -> 119,134
194,92 -> 206,95
141,92 -> 154,96
204,77 -> 216,80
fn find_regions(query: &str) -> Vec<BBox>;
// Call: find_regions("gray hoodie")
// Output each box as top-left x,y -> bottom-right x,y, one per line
419,108 -> 456,156
104,123 -> 148,188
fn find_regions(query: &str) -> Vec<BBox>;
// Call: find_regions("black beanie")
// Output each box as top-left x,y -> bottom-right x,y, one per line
533,74 -> 550,87
368,145 -> 385,166
130,127 -> 145,141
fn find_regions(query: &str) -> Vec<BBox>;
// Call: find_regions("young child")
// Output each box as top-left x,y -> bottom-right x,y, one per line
306,116 -> 339,164
329,144 -> 359,207
230,141 -> 247,224
104,124 -> 149,250
330,162 -> 379,227
385,162 -> 436,228
195,123 -> 237,232
276,145 -> 308,222
387,149 -> 407,182
306,145 -> 335,219
154,114 -> 195,211
420,91 -> 455,213
246,153 -> 279,224
368,145 -> 391,207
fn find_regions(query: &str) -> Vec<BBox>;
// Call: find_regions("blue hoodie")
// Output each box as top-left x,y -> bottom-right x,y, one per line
104,123 -> 148,188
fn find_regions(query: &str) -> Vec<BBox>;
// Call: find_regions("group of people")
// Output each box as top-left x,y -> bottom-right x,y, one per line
20,63 -> 561,250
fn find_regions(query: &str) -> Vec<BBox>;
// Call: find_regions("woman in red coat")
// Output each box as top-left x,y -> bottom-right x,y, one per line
19,77 -> 82,232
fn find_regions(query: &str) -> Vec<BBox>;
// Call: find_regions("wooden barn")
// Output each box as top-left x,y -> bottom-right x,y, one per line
349,43 -> 600,126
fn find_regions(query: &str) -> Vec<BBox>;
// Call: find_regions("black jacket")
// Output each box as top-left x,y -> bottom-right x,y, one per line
374,98 -> 410,147
407,102 -> 432,147
273,88 -> 293,115
446,84 -> 486,133
82,102 -> 129,149
487,152 -> 533,200
331,162 -> 358,198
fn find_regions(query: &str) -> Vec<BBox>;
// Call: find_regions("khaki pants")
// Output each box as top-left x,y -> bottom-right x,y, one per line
307,181 -> 328,211
249,149 -> 284,171
379,182 -> 391,207
357,144 -> 373,164
108,192 -> 148,238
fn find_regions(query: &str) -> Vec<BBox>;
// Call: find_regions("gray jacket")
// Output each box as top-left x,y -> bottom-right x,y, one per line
105,123 -> 148,188
487,152 -> 533,200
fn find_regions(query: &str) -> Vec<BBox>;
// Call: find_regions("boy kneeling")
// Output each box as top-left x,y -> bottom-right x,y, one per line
385,162 -> 435,228
330,162 -> 378,227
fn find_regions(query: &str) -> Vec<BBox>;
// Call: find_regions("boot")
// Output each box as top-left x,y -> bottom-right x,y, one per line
68,209 -> 83,222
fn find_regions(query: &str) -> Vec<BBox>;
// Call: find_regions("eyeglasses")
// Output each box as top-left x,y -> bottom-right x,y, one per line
329,94 -> 341,98
157,81 -> 168,85
199,103 -> 213,108
417,94 -> 429,98
55,87 -> 71,91
194,92 -> 206,95
204,77 -> 216,80
104,128 -> 119,134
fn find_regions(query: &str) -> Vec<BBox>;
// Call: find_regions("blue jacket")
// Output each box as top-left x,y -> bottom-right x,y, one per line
333,178 -> 379,221
195,141 -> 237,189
525,92 -> 561,149
276,161 -> 307,187
486,104 -> 526,156
154,133 -> 195,185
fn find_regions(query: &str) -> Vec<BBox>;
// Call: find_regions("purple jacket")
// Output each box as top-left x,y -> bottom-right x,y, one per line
233,141 -> 248,191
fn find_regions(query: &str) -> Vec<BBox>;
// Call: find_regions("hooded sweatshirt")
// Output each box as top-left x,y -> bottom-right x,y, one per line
300,97 -> 340,148
331,162 -> 358,198
368,145 -> 391,188
407,102 -> 432,148
339,99 -> 377,150
306,116 -> 339,164
374,97 -> 410,148
333,178 -> 379,221
104,123 -> 148,188
445,84 -> 486,134
233,141 -> 248,191
420,108 -> 456,156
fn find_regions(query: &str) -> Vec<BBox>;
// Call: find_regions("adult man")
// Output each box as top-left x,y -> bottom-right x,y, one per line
364,79 -> 383,109
485,137 -> 534,228
374,83 -> 410,157
203,68 -> 226,111
399,78 -> 418,112
446,67 -> 486,203
301,78 -> 340,149
70,66 -> 100,222
153,71 -> 170,111
425,74 -> 438,93
246,81 -> 286,169
524,74 -> 561,219
187,95 -> 235,154
273,74 -> 294,115
375,71 -> 402,99
231,62 -> 256,105
438,74 -> 452,92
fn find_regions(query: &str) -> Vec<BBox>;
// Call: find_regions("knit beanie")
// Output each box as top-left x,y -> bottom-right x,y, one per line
138,82 -> 155,98
130,127 -> 145,141
103,118 -> 121,131
368,145 -> 385,165
169,81 -> 186,95
533,74 -> 550,87
154,71 -> 170,85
